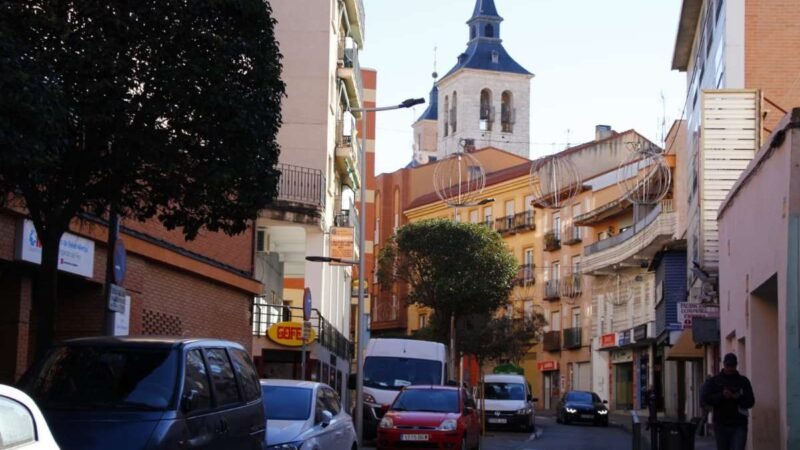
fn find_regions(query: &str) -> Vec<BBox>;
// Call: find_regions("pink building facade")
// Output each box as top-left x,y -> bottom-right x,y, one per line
717,108 -> 800,450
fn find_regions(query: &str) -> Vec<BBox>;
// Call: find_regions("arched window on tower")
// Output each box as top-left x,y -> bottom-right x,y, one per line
480,89 -> 493,131
485,24 -> 495,38
444,96 -> 450,137
450,92 -> 458,133
501,91 -> 515,133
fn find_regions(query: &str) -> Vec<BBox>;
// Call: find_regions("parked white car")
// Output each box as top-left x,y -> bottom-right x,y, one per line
261,379 -> 357,450
0,384 -> 60,449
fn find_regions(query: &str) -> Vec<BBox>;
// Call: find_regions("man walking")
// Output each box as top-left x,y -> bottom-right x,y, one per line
700,353 -> 755,450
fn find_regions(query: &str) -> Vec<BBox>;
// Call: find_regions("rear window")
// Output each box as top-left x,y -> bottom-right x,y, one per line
20,346 -> 178,411
229,349 -> 261,403
262,385 -> 312,421
392,389 -> 459,413
205,349 -> 242,406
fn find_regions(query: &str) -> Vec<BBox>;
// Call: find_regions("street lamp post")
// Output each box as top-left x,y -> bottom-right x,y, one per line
311,97 -> 424,446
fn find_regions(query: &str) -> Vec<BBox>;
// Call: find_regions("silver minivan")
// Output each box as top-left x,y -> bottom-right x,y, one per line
478,374 -> 537,432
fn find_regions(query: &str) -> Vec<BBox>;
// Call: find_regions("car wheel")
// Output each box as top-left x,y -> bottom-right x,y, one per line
602,418 -> 609,427
352,443 -> 358,450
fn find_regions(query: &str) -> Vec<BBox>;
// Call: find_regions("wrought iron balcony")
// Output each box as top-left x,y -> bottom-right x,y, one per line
563,327 -> 582,349
513,264 -> 535,286
544,230 -> 561,252
544,279 -> 561,301
335,117 -> 360,189
543,330 -> 561,352
481,216 -> 494,230
495,211 -> 536,234
561,273 -> 582,298
562,226 -> 583,245
337,45 -> 363,109
274,163 -> 326,211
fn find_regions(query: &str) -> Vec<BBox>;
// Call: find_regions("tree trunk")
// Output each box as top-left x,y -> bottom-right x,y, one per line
34,229 -> 64,361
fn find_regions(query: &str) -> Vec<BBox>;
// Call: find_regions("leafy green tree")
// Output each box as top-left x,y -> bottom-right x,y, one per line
0,0 -> 285,357
377,219 -> 518,321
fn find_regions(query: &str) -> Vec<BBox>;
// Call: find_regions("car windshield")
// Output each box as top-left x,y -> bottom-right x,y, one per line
363,357 -> 442,391
482,382 -> 526,400
262,386 -> 312,421
392,389 -> 458,413
565,392 -> 594,403
20,346 -> 178,411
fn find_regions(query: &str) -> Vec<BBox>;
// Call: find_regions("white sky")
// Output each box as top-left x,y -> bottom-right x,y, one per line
360,0 -> 687,175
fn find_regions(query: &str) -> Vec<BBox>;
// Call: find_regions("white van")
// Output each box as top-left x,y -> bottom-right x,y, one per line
479,373 -> 537,432
358,338 -> 448,439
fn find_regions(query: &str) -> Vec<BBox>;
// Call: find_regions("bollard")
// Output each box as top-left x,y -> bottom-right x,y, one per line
631,411 -> 642,450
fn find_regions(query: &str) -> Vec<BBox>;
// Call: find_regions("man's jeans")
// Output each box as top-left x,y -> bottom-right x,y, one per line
714,424 -> 747,450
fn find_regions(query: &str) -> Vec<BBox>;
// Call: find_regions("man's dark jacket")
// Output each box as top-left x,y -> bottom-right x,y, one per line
700,370 -> 755,426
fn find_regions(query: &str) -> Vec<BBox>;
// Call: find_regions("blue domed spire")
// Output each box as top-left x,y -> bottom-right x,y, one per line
416,84 -> 439,122
470,0 -> 500,21
439,0 -> 532,81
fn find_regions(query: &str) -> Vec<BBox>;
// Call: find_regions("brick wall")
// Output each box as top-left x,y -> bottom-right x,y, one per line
745,0 -> 800,131
124,218 -> 254,274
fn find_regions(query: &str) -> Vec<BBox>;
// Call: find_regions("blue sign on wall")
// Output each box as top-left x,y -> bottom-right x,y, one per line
618,330 -> 632,346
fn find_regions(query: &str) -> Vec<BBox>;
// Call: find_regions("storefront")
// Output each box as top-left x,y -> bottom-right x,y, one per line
611,349 -> 634,410
537,360 -> 560,410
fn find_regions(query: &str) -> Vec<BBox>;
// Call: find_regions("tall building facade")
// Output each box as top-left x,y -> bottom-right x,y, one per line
411,0 -> 533,165
672,1 -> 800,440
252,0 -> 370,400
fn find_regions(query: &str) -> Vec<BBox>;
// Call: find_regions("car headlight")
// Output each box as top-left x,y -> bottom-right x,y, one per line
364,393 -> 377,404
379,417 -> 394,429
598,409 -> 608,415
266,441 -> 303,450
438,419 -> 458,431
566,407 -> 577,414
516,407 -> 532,415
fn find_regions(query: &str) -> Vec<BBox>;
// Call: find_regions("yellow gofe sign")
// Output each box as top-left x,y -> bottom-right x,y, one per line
268,321 -> 316,347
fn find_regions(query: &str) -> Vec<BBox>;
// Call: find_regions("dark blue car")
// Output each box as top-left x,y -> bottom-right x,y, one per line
19,336 -> 266,450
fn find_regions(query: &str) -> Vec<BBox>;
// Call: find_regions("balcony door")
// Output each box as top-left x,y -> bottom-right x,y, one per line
552,213 -> 561,239
505,200 -> 515,228
572,307 -> 581,328
551,310 -> 561,331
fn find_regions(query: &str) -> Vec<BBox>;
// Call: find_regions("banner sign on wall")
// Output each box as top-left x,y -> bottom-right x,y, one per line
16,219 -> 95,278
677,303 -> 719,329
330,227 -> 354,263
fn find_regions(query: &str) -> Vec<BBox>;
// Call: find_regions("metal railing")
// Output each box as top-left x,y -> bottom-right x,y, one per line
561,273 -> 582,297
252,302 -> 352,360
584,202 -> 667,256
495,211 -> 535,234
562,225 -> 582,244
544,230 -> 561,251
343,47 -> 363,100
544,279 -> 561,300
543,330 -> 561,352
481,216 -> 494,230
514,264 -> 535,286
276,163 -> 326,209
563,327 -> 582,349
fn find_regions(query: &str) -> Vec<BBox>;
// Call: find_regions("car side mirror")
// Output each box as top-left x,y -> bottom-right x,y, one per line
527,394 -> 533,402
320,410 -> 334,427
603,400 -> 608,404
181,389 -> 199,414
347,374 -> 357,390
464,406 -> 475,415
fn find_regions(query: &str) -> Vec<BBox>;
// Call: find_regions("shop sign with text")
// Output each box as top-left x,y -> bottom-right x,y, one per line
16,219 -> 95,278
268,321 -> 316,347
330,227 -> 354,263
600,333 -> 617,348
678,303 -> 719,329
537,360 -> 559,372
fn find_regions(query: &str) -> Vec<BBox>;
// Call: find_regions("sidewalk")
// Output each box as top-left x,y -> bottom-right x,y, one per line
611,411 -> 716,450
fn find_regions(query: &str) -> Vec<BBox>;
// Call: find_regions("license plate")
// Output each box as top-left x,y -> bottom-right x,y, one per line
488,418 -> 507,424
580,414 -> 594,419
401,434 -> 429,441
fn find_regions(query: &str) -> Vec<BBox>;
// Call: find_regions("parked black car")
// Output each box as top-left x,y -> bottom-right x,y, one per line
555,390 -> 609,426
19,336 -> 266,450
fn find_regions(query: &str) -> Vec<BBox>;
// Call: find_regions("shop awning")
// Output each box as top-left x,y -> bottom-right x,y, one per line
666,329 -> 704,360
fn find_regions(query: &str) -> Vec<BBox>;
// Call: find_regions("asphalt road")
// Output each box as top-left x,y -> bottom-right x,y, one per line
363,414 -> 634,449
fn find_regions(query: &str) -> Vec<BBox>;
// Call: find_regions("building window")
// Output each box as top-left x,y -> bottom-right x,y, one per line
444,96 -> 450,137
501,91 -> 514,132
419,314 -> 427,329
470,209 -> 479,224
572,307 -> 581,328
552,213 -> 561,240
479,89 -> 493,131
450,92 -> 458,133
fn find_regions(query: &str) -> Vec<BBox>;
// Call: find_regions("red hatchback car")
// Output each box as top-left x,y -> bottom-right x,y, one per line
376,385 -> 480,450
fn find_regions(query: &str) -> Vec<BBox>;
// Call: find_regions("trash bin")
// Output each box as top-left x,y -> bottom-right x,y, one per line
656,420 -> 697,450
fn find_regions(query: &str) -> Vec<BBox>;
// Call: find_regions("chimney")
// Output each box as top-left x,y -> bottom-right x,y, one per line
595,125 -> 614,141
